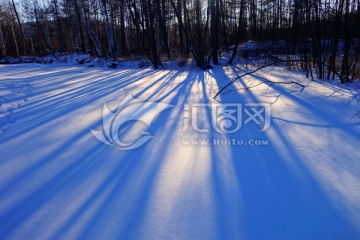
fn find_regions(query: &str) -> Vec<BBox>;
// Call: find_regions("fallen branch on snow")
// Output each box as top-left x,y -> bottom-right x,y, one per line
214,60 -> 306,99
350,111 -> 360,121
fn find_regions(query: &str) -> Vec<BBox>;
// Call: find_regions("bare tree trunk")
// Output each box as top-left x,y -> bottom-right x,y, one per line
228,0 -> 245,64
0,23 -> 6,57
314,0 -> 324,79
11,0 -> 29,55
30,34 -> 35,55
156,0 -> 170,59
210,0 -> 219,64
177,0 -> 184,55
170,0 -> 205,68
74,0 -> 86,53
34,3 -> 56,58
341,0 -> 351,82
219,0 -> 229,52
10,22 -> 19,57
102,0 -> 116,60
195,0 -> 205,67
119,0 -> 127,55
327,0 -> 343,80
52,0 -> 65,52
74,0 -> 105,57
126,0 -> 161,68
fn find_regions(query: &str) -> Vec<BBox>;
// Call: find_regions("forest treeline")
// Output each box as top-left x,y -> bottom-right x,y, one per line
0,0 -> 359,82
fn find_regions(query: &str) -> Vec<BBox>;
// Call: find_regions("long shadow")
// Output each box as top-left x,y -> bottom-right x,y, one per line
0,69 -> 157,143
201,69 -> 241,239
213,65 -> 360,239
1,65 -> 359,239
75,69 -> 199,239
0,70 -> 179,192
247,71 -> 360,139
0,68 -> 200,240
0,141 -> 111,238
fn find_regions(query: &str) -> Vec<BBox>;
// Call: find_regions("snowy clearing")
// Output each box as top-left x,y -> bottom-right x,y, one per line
0,63 -> 360,239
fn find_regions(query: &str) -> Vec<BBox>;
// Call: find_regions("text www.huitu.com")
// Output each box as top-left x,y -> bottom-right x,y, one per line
182,139 -> 270,146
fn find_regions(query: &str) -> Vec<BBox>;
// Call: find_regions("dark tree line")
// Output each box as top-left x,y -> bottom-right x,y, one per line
0,0 -> 359,81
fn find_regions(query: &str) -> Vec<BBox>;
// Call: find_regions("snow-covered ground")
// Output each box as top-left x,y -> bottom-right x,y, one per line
0,63 -> 360,239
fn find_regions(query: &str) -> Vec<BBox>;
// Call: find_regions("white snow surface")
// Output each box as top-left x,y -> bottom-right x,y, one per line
0,63 -> 360,239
